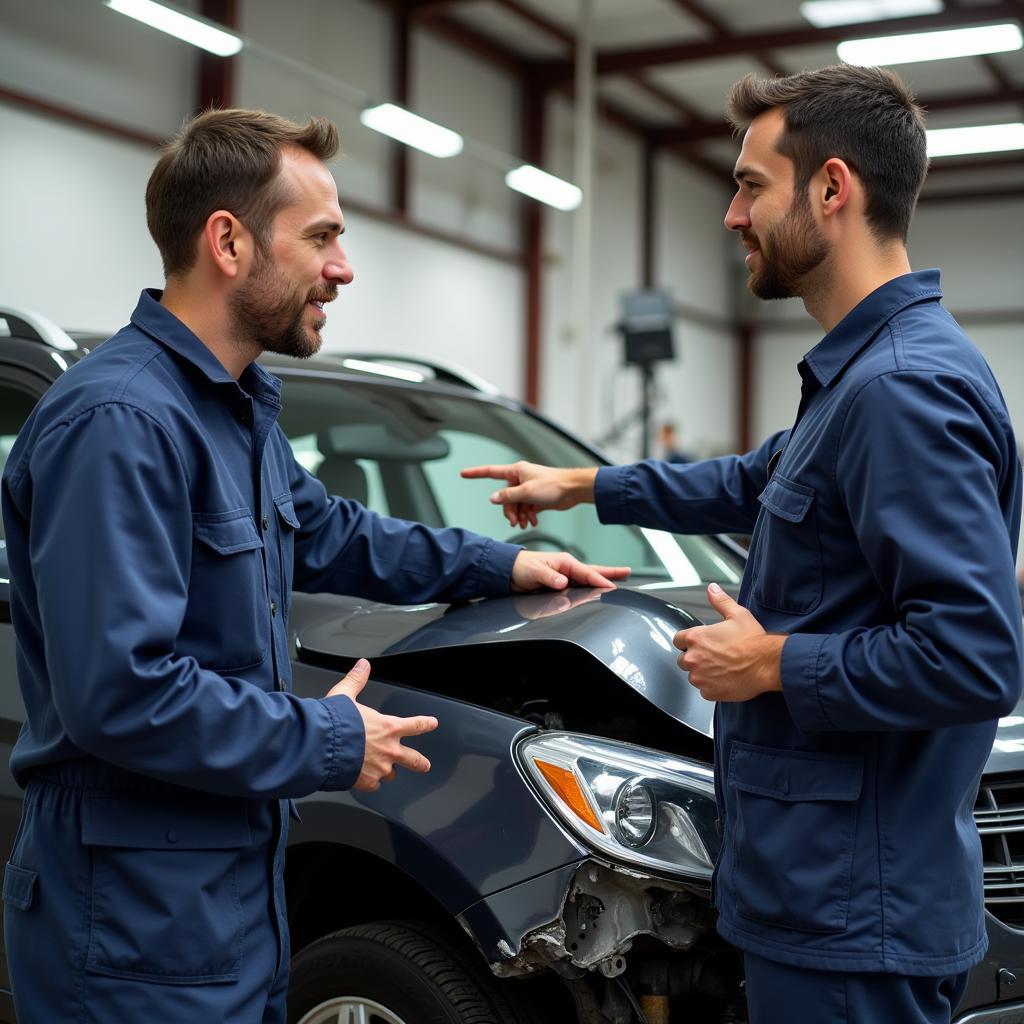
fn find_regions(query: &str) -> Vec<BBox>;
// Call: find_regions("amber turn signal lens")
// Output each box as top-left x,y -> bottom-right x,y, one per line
533,759 -> 605,834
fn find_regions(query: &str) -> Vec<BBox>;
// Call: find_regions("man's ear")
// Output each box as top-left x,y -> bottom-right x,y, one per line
202,210 -> 251,279
819,157 -> 853,219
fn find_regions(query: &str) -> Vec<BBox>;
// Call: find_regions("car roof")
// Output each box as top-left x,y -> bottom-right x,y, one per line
1,307 -> 506,401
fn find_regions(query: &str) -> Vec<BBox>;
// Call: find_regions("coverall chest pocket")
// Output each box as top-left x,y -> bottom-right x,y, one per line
185,510 -> 267,672
752,475 -> 823,615
728,742 -> 863,934
81,792 -> 252,985
273,492 -> 299,616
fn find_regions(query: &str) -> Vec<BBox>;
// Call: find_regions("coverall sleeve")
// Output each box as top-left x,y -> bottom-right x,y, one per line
782,371 -> 1024,732
283,441 -> 520,604
22,404 -> 364,798
594,429 -> 788,534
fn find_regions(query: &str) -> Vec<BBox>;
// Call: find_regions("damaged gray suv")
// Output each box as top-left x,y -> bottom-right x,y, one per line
2,307 -> 1024,1024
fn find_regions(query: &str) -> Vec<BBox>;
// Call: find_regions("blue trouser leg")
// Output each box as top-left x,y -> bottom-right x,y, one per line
4,775 -> 290,1024
743,952 -> 970,1024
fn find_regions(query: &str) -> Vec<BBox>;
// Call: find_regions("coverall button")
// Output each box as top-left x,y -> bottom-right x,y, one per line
261,514 -> 269,531
166,828 -> 178,844
271,601 -> 277,617
781,778 -> 790,795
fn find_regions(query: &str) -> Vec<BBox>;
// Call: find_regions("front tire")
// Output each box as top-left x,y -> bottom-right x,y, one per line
288,920 -> 547,1024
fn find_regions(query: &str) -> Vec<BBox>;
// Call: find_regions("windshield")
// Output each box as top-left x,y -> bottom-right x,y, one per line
276,374 -> 743,585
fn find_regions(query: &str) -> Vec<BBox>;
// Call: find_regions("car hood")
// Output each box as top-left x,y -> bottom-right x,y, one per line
294,585 -> 1024,775
295,584 -> 716,738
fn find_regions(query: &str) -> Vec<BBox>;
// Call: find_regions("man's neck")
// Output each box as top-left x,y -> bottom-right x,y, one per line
803,241 -> 912,334
160,278 -> 256,380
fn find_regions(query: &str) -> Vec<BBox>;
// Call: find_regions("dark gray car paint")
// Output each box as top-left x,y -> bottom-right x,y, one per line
295,586 -> 715,739
289,659 -> 588,911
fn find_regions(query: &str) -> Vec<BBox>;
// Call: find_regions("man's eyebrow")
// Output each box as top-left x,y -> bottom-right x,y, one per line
305,219 -> 344,235
733,166 -> 758,184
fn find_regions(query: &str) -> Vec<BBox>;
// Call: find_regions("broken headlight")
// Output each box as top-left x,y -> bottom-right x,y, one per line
518,733 -> 719,880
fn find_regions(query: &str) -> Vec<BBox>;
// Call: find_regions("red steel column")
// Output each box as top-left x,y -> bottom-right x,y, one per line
522,82 -> 544,407
197,0 -> 237,111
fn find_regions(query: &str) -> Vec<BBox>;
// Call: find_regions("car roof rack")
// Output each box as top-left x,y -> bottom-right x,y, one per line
0,306 -> 78,352
338,353 -> 500,395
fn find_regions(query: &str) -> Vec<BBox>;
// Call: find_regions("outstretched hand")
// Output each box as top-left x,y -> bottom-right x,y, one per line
461,462 -> 598,529
327,659 -> 439,792
511,549 -> 630,592
673,583 -> 785,702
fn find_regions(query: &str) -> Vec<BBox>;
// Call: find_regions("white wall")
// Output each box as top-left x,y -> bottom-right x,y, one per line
541,97 -> 644,459
0,104 -> 165,332
316,212 -> 524,397
654,157 -> 738,460
3,0 -> 1020,464
0,0 -> 525,397
537,97 -> 738,463
236,0 -> 392,207
410,31 -> 521,252
748,199 -> 1024,445
0,0 -> 197,138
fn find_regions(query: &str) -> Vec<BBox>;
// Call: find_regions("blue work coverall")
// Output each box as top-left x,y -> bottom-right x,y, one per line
0,290 -> 521,1022
596,271 -> 1023,1017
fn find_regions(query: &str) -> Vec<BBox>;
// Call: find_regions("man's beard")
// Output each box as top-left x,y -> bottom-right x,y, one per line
230,247 -> 335,359
745,192 -> 830,301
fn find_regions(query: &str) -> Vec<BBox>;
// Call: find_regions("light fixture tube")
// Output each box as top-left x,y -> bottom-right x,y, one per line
926,122 -> 1024,158
800,0 -> 942,29
104,0 -> 242,57
360,103 -> 463,158
838,22 -> 1023,65
505,164 -> 583,211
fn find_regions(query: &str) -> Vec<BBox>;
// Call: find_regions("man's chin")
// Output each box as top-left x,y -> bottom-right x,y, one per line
295,328 -> 325,360
748,271 -> 795,302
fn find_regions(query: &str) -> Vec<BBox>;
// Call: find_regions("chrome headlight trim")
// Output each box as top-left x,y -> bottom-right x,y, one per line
517,732 -> 719,880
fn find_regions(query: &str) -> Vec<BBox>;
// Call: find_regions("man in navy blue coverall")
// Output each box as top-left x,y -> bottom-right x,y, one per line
0,109 -> 628,1023
464,66 -> 1024,1024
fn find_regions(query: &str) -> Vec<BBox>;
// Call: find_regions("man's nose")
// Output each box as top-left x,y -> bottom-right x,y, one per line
325,249 -> 354,285
724,195 -> 749,232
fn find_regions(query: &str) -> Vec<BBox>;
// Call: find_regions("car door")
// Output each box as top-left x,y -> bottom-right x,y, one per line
0,367 -> 48,1017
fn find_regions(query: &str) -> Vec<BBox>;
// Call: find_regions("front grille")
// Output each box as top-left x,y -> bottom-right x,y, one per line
975,778 -> 1024,928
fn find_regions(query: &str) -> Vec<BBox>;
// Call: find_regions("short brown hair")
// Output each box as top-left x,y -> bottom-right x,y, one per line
726,65 -> 928,243
146,108 -> 339,277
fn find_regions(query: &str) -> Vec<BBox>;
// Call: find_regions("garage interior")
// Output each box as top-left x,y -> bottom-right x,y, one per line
2,3 -> 1024,1022
2,0 -> 1021,464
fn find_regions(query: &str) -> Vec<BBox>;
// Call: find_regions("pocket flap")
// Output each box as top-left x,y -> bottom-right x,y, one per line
757,476 -> 814,523
82,793 -> 252,850
729,742 -> 863,802
193,511 -> 263,554
3,862 -> 37,910
273,493 -> 300,529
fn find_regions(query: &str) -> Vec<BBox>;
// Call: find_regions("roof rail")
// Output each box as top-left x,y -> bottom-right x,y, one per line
0,306 -> 78,352
339,352 -> 500,395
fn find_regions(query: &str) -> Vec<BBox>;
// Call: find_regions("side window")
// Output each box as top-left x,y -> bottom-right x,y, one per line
421,430 -> 519,537
285,431 -> 390,515
0,383 -> 41,541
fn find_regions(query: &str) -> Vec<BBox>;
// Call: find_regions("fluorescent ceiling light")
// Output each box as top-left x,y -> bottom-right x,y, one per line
360,103 -> 463,158
926,122 -> 1024,157
104,0 -> 242,57
801,0 -> 942,29
838,22 -> 1023,65
505,165 -> 583,211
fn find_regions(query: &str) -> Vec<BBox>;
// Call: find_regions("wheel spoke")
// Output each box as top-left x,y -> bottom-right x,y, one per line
340,1005 -> 371,1024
